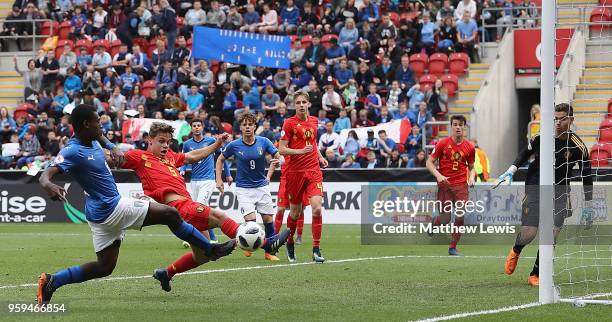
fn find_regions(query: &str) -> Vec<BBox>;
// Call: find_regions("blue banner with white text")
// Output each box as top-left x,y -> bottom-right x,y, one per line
192,27 -> 292,69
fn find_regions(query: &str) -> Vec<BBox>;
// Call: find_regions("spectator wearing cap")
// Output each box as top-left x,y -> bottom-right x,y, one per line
279,0 -> 300,34
240,3 -> 260,32
358,0 -> 380,27
302,34 -> 325,72
92,45 -> 112,75
159,0 -> 177,56
40,50 -> 59,94
396,55 -> 416,90
116,6 -> 143,53
339,18 -> 359,54
206,0 -> 226,28
63,68 -> 81,97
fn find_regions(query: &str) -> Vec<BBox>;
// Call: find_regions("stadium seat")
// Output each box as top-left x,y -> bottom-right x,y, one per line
176,16 -> 184,29
440,74 -> 459,97
290,35 -> 298,48
449,53 -> 469,76
58,21 -> 72,40
221,122 -> 233,134
428,53 -> 448,77
75,39 -> 93,55
409,53 -> 428,77
133,37 -> 148,53
322,34 -> 339,49
142,80 -> 157,97
93,39 -> 110,52
55,39 -> 74,59
389,12 -> 400,27
186,37 -> 193,50
599,117 -> 612,143
110,39 -> 122,58
14,103 -> 32,120
589,7 -> 611,31
419,74 -> 437,92
301,35 -> 313,48
41,21 -> 59,37
590,143 -> 611,167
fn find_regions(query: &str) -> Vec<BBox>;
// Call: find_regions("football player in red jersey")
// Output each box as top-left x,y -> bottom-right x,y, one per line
114,122 -> 290,291
426,115 -> 476,256
278,91 -> 328,263
270,156 -> 307,244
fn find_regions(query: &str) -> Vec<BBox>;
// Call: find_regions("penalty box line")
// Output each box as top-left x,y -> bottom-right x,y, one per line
0,254 -> 517,290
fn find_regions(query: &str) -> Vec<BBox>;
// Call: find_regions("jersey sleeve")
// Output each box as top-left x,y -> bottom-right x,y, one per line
221,141 -> 235,159
265,137 -> 278,155
430,139 -> 445,159
280,119 -> 292,142
171,151 -> 186,168
50,146 -> 79,173
512,135 -> 538,168
122,149 -> 143,170
575,135 -> 593,201
180,141 -> 191,171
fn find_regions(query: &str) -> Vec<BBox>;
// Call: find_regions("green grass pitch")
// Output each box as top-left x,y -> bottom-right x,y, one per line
0,224 -> 609,321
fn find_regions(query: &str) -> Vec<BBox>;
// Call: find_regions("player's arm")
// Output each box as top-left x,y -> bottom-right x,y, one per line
426,142 -> 449,184
467,162 -> 476,187
215,153 -> 227,193
185,133 -> 230,164
317,145 -> 328,168
97,134 -> 124,168
278,139 -> 312,155
576,136 -> 594,227
39,166 -> 67,201
498,135 -> 539,183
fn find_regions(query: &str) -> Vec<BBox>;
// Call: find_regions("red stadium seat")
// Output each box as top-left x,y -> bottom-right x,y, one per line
409,53 -> 428,77
110,39 -> 122,58
221,122 -> 233,134
210,60 -> 220,74
428,53 -> 448,77
133,37 -> 148,53
14,103 -> 32,119
93,39 -> 110,52
55,39 -> 74,59
75,39 -> 93,55
590,7 -> 612,31
290,35 -> 298,48
141,80 -> 156,97
41,21 -> 59,37
176,16 -> 185,29
321,34 -> 339,49
58,21 -> 72,40
440,74 -> 459,97
449,53 -> 469,76
419,74 -> 437,92
599,117 -> 612,143
301,35 -> 313,48
600,0 -> 611,5
389,12 -> 400,27
590,143 -> 611,167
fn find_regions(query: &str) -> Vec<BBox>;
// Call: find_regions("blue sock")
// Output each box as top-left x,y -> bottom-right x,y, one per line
171,222 -> 212,256
263,222 -> 275,238
52,266 -> 85,289
208,228 -> 217,241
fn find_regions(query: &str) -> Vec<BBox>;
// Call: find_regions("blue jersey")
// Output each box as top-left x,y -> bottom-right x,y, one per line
181,136 -> 230,180
51,138 -> 121,223
221,137 -> 277,188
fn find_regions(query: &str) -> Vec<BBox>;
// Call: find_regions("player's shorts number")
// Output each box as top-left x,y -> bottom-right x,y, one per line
317,183 -> 323,193
250,160 -> 255,170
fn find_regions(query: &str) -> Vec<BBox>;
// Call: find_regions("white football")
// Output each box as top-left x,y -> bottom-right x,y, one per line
236,222 -> 266,251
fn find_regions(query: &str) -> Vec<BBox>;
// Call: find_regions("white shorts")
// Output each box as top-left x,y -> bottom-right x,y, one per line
88,197 -> 150,253
235,185 -> 275,217
190,180 -> 216,206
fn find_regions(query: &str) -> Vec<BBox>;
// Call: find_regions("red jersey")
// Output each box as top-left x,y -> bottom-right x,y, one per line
280,115 -> 321,173
430,137 -> 475,185
123,149 -> 190,203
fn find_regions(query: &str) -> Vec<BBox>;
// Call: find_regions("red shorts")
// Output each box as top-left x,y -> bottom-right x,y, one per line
285,170 -> 323,206
277,177 -> 309,208
168,199 -> 212,231
437,184 -> 469,214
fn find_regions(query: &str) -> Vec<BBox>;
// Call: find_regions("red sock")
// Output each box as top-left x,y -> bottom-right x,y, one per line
450,217 -> 464,249
287,215 -> 297,245
167,252 -> 199,279
297,213 -> 304,236
433,216 -> 442,226
274,210 -> 284,234
220,218 -> 239,239
312,215 -> 322,248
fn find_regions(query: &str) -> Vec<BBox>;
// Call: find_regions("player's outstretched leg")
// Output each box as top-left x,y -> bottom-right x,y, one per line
505,227 -> 537,275
311,196 -> 325,263
38,241 -> 121,305
208,229 -> 218,243
261,214 -> 280,261
296,212 -> 305,245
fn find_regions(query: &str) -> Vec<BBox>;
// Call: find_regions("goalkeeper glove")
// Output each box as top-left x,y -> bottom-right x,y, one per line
498,165 -> 518,184
581,200 -> 594,230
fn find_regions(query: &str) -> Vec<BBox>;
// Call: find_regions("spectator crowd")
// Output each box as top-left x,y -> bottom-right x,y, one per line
0,0 -> 507,172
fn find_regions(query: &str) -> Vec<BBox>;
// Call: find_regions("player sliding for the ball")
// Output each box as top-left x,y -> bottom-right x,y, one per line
499,103 -> 593,286
426,115 -> 476,256
215,112 -> 285,261
106,122 -> 290,292
36,105 -> 236,305
278,90 -> 328,263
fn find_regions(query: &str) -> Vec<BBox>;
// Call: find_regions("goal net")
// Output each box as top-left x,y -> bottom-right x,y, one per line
546,0 -> 612,305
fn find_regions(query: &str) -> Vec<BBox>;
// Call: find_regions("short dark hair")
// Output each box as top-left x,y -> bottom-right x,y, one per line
190,118 -> 203,126
555,103 -> 573,116
238,112 -> 257,125
450,115 -> 467,126
70,104 -> 97,133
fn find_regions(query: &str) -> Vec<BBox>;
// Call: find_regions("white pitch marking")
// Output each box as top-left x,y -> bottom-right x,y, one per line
415,302 -> 543,321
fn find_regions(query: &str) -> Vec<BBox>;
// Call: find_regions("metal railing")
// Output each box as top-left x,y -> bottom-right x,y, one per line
0,18 -> 54,57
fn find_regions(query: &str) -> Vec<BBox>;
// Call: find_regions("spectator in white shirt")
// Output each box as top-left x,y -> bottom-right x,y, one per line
318,121 -> 341,155
454,0 -> 477,21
